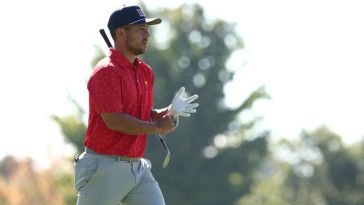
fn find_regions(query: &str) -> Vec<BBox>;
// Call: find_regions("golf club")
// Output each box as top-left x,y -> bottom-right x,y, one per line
153,122 -> 171,168
99,28 -> 171,168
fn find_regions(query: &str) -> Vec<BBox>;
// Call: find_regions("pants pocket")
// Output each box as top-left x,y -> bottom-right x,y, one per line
74,152 -> 98,191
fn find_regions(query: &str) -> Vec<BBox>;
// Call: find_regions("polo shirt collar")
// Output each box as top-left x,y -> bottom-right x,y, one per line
109,48 -> 141,69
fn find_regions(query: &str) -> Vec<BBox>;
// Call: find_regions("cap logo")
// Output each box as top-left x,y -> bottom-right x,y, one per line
136,8 -> 145,17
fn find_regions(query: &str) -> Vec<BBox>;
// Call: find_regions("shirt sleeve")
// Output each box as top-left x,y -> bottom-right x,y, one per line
87,67 -> 123,113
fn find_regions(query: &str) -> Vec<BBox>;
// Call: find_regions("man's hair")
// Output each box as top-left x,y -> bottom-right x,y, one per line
109,29 -> 117,40
109,26 -> 130,40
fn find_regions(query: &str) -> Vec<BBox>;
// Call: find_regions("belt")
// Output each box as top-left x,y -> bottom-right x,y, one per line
85,147 -> 140,163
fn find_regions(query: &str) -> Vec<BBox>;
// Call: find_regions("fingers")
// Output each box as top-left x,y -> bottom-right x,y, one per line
183,108 -> 196,113
175,87 -> 185,98
178,108 -> 195,118
171,87 -> 185,105
186,94 -> 198,103
186,103 -> 199,109
179,112 -> 191,117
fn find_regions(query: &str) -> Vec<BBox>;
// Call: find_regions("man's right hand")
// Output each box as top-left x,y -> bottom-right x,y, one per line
156,116 -> 176,135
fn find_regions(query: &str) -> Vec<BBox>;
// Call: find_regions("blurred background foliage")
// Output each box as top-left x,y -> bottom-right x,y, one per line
1,3 -> 364,205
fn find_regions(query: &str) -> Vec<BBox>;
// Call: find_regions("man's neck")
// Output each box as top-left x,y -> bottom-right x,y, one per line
115,46 -> 136,64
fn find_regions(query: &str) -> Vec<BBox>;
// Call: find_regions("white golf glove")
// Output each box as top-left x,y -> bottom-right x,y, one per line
169,87 -> 199,127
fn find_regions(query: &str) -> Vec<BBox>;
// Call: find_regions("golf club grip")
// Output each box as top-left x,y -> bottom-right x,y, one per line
99,29 -> 112,48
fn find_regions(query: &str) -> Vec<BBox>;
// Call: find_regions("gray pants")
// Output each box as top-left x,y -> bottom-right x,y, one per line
74,151 -> 165,205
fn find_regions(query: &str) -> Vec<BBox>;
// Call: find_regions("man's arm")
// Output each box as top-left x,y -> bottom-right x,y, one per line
101,112 -> 175,135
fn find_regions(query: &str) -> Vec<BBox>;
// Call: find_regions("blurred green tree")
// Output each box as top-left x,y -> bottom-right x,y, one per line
142,4 -> 269,204
239,126 -> 364,205
285,126 -> 364,205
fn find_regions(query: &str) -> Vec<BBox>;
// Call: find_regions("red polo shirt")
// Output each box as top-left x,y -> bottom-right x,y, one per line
84,48 -> 154,157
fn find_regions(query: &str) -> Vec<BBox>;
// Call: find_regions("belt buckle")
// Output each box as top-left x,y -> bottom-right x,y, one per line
74,154 -> 80,163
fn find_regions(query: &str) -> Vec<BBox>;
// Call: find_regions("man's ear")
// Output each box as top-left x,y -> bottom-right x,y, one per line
114,27 -> 124,40
120,27 -> 127,37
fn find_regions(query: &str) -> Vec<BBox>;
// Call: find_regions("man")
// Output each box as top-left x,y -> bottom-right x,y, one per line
74,5 -> 198,205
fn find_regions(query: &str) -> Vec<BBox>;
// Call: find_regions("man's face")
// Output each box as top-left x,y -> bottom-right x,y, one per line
123,24 -> 150,56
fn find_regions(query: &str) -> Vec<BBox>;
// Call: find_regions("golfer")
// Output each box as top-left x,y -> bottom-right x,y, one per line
74,5 -> 198,205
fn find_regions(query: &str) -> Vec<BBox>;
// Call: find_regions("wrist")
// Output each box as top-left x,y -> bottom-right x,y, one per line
154,122 -> 161,134
166,106 -> 172,117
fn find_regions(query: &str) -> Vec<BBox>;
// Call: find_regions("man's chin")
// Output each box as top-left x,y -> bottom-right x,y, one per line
134,49 -> 146,56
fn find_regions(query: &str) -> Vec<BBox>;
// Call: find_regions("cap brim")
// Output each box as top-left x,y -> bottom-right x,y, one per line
129,18 -> 162,26
146,18 -> 162,25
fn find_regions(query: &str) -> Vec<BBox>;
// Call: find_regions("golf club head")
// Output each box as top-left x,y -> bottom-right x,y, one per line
162,154 -> 170,168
